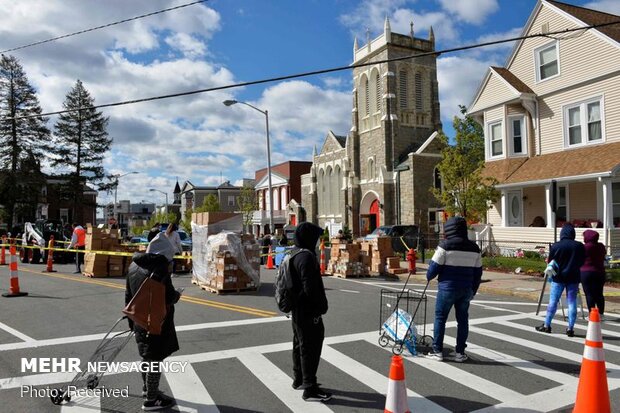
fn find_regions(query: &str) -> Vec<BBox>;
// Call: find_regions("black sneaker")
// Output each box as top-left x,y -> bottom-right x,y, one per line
302,387 -> 332,402
566,329 -> 575,337
292,379 -> 302,390
535,324 -> 551,333
142,388 -> 173,399
142,394 -> 176,411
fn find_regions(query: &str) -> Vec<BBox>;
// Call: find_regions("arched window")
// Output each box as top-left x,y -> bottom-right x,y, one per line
281,186 -> 287,209
399,70 -> 408,109
370,69 -> 381,114
368,158 -> 375,180
364,77 -> 370,116
319,169 -> 325,215
326,166 -> 333,214
335,165 -> 343,215
434,166 -> 442,191
376,73 -> 382,112
273,188 -> 279,210
415,72 -> 423,110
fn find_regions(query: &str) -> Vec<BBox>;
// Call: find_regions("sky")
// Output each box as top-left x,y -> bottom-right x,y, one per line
1,0 -> 619,214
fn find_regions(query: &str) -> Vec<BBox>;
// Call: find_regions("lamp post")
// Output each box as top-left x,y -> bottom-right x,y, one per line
223,99 -> 274,235
149,188 -> 169,217
112,171 -> 139,222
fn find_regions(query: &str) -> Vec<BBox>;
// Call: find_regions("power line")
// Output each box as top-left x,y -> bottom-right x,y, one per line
0,0 -> 208,54
4,19 -> 620,121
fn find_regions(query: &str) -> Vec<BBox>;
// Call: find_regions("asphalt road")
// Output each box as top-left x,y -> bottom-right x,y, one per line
1,262 -> 620,412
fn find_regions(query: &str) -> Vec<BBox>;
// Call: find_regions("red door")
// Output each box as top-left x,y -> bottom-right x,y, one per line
290,215 -> 297,226
370,199 -> 380,229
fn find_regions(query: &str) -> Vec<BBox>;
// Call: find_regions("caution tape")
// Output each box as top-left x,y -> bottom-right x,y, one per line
0,243 -> 191,260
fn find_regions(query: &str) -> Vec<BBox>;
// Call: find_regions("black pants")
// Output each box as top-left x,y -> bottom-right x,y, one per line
291,314 -> 324,389
75,245 -> 85,272
581,271 -> 605,315
141,357 -> 164,400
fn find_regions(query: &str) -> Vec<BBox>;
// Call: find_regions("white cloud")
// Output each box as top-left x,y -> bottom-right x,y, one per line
584,1 -> 620,15
438,0 -> 499,25
164,33 -> 207,58
437,56 -> 496,124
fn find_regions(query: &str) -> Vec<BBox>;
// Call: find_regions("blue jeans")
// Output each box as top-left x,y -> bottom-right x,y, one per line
432,288 -> 474,354
545,281 -> 578,329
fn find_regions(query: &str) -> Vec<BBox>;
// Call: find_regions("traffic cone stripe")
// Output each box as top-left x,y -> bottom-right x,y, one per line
585,323 -> 602,342
9,261 -> 17,271
583,346 -> 605,362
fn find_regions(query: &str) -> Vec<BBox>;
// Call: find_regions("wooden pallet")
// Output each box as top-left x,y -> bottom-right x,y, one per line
332,272 -> 368,279
191,278 -> 259,295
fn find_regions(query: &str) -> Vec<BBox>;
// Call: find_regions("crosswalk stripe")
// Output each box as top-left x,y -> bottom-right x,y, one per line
321,345 -> 450,412
60,395 -> 101,412
165,364 -> 219,413
524,314 -> 620,338
362,334 -> 523,404
237,352 -> 331,413
471,383 -> 577,413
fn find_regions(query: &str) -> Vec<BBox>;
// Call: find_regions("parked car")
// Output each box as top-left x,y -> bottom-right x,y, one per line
365,225 -> 419,254
130,236 -> 148,244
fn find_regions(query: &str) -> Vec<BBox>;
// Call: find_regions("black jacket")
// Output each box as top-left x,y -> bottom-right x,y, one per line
125,253 -> 180,360
291,222 -> 328,318
549,224 -> 585,284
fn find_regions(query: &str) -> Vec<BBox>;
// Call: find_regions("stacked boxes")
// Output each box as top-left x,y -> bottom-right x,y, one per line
83,225 -> 123,277
327,239 -> 369,277
85,225 -> 120,251
370,236 -> 393,274
386,256 -> 407,275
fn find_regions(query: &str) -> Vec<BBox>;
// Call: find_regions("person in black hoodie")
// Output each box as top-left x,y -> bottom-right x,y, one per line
125,233 -> 181,411
290,222 -> 331,402
536,223 -> 585,337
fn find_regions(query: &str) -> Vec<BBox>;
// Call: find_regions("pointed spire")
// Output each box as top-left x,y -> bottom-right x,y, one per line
313,144 -> 318,157
353,36 -> 358,52
174,178 -> 181,194
366,27 -> 371,52
384,16 -> 391,39
429,25 -> 435,44
410,21 -> 415,39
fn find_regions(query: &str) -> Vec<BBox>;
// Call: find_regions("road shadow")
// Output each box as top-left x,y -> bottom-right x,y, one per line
321,387 -> 385,410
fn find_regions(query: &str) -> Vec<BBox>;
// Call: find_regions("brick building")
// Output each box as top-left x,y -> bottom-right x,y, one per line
38,176 -> 98,225
179,180 -> 251,218
253,161 -> 312,236
301,19 -> 444,236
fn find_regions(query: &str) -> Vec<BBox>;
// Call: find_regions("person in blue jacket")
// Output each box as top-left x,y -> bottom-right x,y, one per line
536,223 -> 585,337
425,216 -> 482,362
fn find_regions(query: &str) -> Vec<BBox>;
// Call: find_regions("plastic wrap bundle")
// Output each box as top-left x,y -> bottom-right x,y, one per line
382,308 -> 416,342
192,226 -> 260,291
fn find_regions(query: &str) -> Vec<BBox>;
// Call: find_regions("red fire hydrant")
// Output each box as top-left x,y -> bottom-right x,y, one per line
406,248 -> 417,274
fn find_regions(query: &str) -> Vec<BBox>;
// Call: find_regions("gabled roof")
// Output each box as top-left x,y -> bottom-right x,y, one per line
333,134 -> 347,147
547,0 -> 620,43
483,142 -> 620,186
491,67 -> 534,94
319,130 -> 347,155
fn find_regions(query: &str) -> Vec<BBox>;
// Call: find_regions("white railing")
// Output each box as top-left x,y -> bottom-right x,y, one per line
252,210 -> 287,221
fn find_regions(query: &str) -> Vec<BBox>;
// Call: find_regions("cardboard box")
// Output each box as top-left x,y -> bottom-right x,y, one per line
387,257 -> 401,269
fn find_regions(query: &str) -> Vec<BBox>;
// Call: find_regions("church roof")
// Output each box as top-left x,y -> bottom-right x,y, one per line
173,180 -> 181,194
333,134 -> 347,148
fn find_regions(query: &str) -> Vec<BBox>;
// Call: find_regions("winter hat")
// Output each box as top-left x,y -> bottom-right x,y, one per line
146,232 -> 175,261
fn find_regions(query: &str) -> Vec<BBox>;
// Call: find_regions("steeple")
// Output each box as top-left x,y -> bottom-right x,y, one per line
410,21 -> 414,39
429,25 -> 435,45
173,178 -> 181,204
366,27 -> 371,52
313,144 -> 318,158
384,16 -> 391,40
353,36 -> 358,52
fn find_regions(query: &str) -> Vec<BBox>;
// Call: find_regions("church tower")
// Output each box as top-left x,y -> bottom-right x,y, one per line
347,18 -> 441,234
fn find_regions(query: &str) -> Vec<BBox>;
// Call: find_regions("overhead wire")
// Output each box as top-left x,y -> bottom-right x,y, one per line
2,19 -> 620,121
0,0 -> 209,54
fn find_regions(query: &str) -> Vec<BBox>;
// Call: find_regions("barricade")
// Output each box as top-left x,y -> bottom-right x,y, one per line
265,245 -> 275,270
44,235 -> 57,273
2,243 -> 28,297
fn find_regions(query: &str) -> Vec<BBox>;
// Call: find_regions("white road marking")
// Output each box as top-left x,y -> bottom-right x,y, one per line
237,352 -> 332,413
363,334 -> 522,404
338,289 -> 360,294
165,364 -> 219,413
0,321 -> 35,342
0,316 -> 289,352
321,345 -> 450,413
60,395 -> 101,412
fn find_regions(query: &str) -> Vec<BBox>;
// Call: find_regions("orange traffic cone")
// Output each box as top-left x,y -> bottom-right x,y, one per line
44,235 -> 56,273
573,307 -> 610,413
320,239 -> 326,276
385,355 -> 410,413
265,245 -> 275,269
2,244 -> 28,297
0,235 -> 7,265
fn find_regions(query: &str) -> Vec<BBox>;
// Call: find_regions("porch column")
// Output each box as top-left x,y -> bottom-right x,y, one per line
601,178 -> 612,249
545,184 -> 554,229
501,190 -> 508,227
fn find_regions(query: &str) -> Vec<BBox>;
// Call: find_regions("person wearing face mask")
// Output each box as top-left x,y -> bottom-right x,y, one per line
288,222 -> 331,403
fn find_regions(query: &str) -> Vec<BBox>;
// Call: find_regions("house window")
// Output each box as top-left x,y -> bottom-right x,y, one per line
433,167 -> 442,190
399,70 -> 408,109
564,97 -> 603,147
488,121 -> 503,158
509,117 -> 525,155
228,196 -> 235,206
536,42 -> 559,81
556,185 -> 568,224
613,182 -> 620,227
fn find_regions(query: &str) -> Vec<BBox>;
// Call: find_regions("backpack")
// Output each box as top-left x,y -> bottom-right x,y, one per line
274,249 -> 308,313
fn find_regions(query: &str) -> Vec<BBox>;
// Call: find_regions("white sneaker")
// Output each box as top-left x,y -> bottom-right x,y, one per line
454,353 -> 468,363
424,351 -> 443,361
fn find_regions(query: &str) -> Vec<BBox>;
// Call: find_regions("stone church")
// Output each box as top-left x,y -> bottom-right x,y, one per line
301,19 -> 444,236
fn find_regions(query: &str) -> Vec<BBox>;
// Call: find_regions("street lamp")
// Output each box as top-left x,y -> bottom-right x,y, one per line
112,171 -> 139,222
223,99 -> 274,235
149,188 -> 169,217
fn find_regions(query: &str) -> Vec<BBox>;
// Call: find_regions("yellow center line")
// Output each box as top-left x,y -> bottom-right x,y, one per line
17,268 -> 277,317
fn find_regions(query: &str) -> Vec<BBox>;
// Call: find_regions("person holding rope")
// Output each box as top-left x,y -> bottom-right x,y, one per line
425,216 -> 482,362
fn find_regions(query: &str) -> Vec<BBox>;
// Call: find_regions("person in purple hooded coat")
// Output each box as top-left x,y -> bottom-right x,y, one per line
580,229 -> 607,317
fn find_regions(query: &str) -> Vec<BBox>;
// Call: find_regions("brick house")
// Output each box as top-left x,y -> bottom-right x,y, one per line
468,0 -> 620,255
179,180 -> 245,218
38,176 -> 98,225
301,18 -> 444,236
253,160 -> 312,236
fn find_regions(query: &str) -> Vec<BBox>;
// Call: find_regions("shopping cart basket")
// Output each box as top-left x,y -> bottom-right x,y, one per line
50,316 -> 134,405
379,279 -> 433,355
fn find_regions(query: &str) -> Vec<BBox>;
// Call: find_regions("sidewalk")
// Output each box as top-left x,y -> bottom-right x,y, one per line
399,263 -> 620,315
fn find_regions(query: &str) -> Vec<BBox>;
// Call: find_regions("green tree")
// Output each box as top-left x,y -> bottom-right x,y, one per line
196,194 -> 220,213
48,80 -> 111,223
0,54 -> 50,224
237,185 -> 256,233
180,207 -> 193,235
432,106 -> 499,223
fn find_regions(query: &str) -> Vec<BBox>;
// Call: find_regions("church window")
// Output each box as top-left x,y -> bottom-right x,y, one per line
364,78 -> 370,116
415,72 -> 423,110
368,158 -> 375,180
375,72 -> 382,112
399,70 -> 408,109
